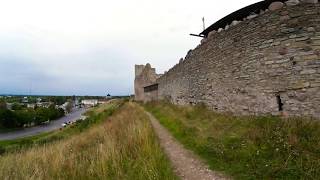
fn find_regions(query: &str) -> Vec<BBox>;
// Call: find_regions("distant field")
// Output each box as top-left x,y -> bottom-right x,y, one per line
144,101 -> 320,180
0,100 -> 177,179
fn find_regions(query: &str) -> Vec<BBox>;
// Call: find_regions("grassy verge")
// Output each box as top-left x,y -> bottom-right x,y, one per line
144,101 -> 320,179
0,99 -> 124,154
0,101 -> 177,179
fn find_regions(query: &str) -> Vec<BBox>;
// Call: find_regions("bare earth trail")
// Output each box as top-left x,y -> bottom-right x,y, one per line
145,111 -> 228,180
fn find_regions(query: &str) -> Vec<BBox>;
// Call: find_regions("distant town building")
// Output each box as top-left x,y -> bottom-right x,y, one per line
98,99 -> 109,104
22,97 -> 28,103
106,94 -> 113,99
81,99 -> 98,107
59,102 -> 71,112
36,102 -> 52,108
6,103 -> 12,110
27,103 -> 36,109
36,98 -> 42,103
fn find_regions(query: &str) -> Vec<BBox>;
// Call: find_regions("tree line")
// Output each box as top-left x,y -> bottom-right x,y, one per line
0,100 -> 65,129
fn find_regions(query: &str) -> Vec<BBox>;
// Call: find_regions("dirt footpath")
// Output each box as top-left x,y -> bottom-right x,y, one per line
146,111 -> 228,180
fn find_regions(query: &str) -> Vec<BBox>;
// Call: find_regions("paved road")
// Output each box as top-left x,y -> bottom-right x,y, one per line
0,108 -> 87,141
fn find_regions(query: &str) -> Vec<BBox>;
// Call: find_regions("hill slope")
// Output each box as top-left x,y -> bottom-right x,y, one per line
0,102 -> 177,180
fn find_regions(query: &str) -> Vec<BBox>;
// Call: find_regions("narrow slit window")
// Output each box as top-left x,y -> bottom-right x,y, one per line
276,95 -> 283,112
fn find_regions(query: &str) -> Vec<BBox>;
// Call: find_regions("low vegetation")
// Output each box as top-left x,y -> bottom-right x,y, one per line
0,103 -> 65,129
0,100 -> 122,154
144,101 -> 320,179
0,101 -> 177,179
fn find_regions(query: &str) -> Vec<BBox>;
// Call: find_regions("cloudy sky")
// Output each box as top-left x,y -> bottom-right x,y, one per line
0,0 -> 257,96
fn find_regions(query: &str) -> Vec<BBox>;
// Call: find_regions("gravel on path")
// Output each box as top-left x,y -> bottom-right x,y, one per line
146,111 -> 229,180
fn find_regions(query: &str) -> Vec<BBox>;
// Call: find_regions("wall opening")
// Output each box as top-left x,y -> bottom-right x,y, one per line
276,95 -> 283,112
144,84 -> 158,93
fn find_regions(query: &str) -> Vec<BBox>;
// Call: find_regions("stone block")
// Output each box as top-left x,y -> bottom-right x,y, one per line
307,27 -> 316,32
208,30 -> 216,38
275,59 -> 290,64
280,15 -> 290,21
300,69 -> 317,74
247,14 -> 258,20
285,0 -> 300,6
311,82 -> 320,87
290,82 -> 311,89
201,38 -> 207,44
259,44 -> 271,49
301,0 -> 318,3
269,2 -> 284,11
296,36 -> 310,41
312,40 -> 320,45
265,61 -> 275,65
303,54 -> 318,60
280,11 -> 289,16
231,20 -> 241,26
281,28 -> 296,33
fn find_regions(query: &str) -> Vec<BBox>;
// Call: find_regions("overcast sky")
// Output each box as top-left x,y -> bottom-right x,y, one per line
0,0 -> 258,96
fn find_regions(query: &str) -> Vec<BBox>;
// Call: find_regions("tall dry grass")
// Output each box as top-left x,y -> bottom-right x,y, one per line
0,102 -> 177,180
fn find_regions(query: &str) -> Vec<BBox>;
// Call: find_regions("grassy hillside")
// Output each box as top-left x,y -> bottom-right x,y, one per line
144,101 -> 320,180
0,102 -> 177,180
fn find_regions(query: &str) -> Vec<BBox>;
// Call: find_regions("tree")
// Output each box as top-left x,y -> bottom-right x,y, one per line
12,103 -> 24,110
46,105 -> 64,120
0,99 -> 7,110
57,108 -> 65,117
15,109 -> 35,126
51,96 -> 66,106
35,107 -> 49,124
0,109 -> 19,128
0,103 -> 66,129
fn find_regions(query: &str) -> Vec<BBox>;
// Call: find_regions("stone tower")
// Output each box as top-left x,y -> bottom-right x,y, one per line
134,63 -> 158,101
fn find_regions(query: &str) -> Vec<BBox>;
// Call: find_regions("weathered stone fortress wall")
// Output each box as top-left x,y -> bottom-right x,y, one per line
156,3 -> 320,118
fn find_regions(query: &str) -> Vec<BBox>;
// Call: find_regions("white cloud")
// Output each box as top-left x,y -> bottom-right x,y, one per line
0,0 -> 258,95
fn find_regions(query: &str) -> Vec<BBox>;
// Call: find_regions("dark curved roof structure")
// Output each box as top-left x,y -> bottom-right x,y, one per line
199,0 -> 287,37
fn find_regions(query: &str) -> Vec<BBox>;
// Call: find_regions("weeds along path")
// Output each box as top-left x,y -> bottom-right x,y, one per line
145,111 -> 227,180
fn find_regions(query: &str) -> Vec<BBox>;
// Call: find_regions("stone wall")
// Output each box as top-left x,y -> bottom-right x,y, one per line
144,87 -> 159,102
156,3 -> 320,118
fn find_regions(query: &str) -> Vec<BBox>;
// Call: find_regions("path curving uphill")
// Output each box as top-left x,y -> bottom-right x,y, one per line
146,111 -> 228,180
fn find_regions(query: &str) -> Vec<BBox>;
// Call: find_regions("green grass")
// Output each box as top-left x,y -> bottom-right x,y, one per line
0,101 -> 177,180
0,99 -> 124,154
144,101 -> 320,180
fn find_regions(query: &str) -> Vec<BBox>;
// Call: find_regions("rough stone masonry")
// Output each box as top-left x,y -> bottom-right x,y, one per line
135,1 -> 320,118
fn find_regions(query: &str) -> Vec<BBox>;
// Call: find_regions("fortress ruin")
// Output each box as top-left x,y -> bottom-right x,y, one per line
135,0 -> 320,118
